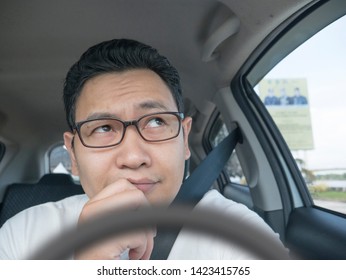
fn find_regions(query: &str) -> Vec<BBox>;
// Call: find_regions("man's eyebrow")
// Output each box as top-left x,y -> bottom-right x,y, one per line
84,112 -> 118,121
82,101 -> 171,121
137,100 -> 170,111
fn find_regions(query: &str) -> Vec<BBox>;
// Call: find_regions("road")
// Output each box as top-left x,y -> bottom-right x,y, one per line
314,199 -> 346,214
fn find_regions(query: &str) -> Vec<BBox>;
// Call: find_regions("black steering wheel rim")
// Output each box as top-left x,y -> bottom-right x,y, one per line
30,205 -> 289,260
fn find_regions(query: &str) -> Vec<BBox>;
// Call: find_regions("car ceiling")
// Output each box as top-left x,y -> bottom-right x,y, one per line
0,0 -> 312,147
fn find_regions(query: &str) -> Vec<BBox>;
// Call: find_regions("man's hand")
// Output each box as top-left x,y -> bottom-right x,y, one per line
75,179 -> 155,260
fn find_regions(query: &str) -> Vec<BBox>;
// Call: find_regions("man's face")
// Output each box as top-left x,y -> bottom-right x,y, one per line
64,69 -> 192,205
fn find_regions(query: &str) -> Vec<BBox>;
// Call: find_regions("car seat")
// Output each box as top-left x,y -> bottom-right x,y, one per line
0,173 -> 84,227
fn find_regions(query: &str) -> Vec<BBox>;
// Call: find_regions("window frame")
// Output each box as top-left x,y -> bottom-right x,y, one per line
0,142 -> 5,163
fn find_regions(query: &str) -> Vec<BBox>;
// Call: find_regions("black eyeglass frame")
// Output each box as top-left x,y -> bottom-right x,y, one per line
73,111 -> 185,148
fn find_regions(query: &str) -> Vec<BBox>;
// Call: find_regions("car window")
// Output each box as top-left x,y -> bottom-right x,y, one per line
48,144 -> 72,174
208,115 -> 245,186
256,15 -> 346,214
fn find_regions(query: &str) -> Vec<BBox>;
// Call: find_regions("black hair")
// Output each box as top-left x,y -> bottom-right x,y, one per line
63,39 -> 184,130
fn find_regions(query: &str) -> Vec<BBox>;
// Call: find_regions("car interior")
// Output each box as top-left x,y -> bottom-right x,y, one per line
1,0 -> 346,259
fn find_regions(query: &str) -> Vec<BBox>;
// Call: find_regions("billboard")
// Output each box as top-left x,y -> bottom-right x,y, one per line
258,78 -> 314,151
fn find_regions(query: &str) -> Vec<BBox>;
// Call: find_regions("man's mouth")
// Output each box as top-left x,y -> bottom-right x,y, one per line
127,178 -> 158,193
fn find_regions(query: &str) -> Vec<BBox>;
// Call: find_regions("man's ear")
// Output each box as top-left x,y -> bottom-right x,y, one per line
182,116 -> 192,160
63,132 -> 79,176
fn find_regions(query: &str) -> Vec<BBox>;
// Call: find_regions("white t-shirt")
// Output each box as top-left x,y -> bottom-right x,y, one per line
0,189 -> 286,259
168,189 -> 286,259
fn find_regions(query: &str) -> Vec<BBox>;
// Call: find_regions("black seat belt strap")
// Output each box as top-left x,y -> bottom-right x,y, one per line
150,125 -> 241,259
173,125 -> 241,204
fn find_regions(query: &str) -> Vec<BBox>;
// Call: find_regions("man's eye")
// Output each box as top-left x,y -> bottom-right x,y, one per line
93,125 -> 113,133
146,117 -> 166,128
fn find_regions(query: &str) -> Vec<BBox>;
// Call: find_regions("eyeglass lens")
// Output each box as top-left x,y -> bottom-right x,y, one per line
78,113 -> 181,147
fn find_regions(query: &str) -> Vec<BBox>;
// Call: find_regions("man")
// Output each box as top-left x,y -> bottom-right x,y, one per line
291,87 -> 308,105
279,88 -> 292,106
0,39 -> 286,259
264,88 -> 279,106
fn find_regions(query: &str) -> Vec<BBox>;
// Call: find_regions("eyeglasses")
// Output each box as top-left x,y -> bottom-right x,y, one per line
73,112 -> 184,148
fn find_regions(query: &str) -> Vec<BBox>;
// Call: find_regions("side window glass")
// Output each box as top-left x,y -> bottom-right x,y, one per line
256,16 -> 346,214
48,144 -> 72,174
209,116 -> 245,185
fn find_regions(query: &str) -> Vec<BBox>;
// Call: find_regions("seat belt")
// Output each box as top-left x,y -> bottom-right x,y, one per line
150,125 -> 241,259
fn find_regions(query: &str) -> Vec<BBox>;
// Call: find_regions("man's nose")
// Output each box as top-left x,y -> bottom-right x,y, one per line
115,125 -> 151,169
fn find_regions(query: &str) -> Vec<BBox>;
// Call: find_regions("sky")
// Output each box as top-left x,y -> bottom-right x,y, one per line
262,15 -> 346,171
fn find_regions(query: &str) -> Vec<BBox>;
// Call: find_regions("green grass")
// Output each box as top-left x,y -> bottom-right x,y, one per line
311,191 -> 346,202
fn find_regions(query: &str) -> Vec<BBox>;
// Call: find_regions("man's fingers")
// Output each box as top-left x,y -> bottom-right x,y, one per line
79,178 -> 151,223
140,232 -> 155,260
77,178 -> 154,259
128,230 -> 155,260
91,178 -> 137,201
80,188 -> 149,221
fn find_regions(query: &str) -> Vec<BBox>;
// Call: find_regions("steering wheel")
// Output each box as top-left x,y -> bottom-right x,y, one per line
30,205 -> 289,259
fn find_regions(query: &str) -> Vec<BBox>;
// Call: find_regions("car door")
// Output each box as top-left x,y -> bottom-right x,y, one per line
210,0 -> 346,259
